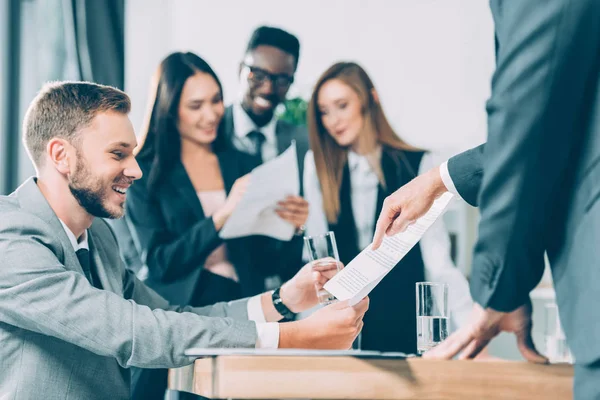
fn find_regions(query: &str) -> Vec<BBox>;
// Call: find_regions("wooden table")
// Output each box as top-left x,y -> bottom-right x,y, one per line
168,356 -> 573,399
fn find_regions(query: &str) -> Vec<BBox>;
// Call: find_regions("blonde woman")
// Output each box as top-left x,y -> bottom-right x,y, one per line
304,62 -> 473,353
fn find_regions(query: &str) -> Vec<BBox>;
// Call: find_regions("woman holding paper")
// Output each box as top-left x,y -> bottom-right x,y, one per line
303,62 -> 473,354
125,52 -> 308,399
127,52 -> 308,306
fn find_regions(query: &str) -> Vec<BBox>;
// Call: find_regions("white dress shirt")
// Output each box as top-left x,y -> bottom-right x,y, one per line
58,219 -> 280,348
439,161 -> 463,201
303,150 -> 473,331
232,103 -> 279,162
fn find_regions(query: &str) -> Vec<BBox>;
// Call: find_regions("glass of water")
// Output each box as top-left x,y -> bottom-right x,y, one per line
303,231 -> 342,305
416,282 -> 449,354
545,302 -> 573,364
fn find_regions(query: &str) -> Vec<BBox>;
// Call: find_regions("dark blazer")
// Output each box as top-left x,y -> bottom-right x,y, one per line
221,104 -> 308,281
330,147 -> 426,353
125,149 -> 284,307
222,105 -> 310,194
446,0 -> 600,368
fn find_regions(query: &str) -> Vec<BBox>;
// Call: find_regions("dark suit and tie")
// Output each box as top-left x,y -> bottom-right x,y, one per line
221,104 -> 309,287
222,104 -> 309,192
437,0 -> 600,396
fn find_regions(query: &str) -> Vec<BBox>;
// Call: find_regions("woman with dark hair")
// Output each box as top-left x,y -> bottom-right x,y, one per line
126,52 -> 308,399
304,62 -> 473,354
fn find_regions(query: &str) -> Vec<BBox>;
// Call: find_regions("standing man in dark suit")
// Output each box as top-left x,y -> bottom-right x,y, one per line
222,26 -> 310,289
372,1 -> 600,397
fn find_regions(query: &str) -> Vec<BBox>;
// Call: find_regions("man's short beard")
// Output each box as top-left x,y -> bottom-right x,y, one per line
68,154 -> 123,219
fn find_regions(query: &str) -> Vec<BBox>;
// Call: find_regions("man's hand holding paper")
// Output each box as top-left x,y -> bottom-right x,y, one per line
324,192 -> 454,305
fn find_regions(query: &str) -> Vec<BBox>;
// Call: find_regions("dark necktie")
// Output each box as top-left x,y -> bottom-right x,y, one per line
247,130 -> 266,162
76,248 -> 96,287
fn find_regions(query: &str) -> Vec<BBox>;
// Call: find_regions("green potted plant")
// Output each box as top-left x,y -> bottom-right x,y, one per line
277,96 -> 308,126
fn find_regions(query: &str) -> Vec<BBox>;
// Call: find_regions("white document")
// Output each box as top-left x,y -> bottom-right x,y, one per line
219,142 -> 299,241
324,192 -> 454,305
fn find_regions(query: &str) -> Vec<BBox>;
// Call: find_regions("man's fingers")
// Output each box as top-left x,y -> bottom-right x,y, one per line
516,329 -> 548,364
386,215 -> 414,237
423,329 -> 474,360
372,205 -> 395,250
352,296 -> 370,316
311,258 -> 340,271
330,299 -> 350,310
314,271 -> 336,287
458,337 -> 490,360
355,320 -> 364,335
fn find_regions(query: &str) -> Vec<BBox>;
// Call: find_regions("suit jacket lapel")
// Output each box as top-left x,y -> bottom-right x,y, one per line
217,151 -> 239,194
168,161 -> 206,220
87,228 -> 116,293
15,177 -> 85,275
275,120 -> 292,155
374,149 -> 403,234
223,106 -> 236,147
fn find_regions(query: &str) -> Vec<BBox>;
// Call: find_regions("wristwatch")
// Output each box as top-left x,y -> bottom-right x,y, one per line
272,287 -> 297,321
294,224 -> 306,237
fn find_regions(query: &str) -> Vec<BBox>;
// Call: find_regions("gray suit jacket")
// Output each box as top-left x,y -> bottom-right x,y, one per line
0,178 -> 257,399
447,0 -> 600,365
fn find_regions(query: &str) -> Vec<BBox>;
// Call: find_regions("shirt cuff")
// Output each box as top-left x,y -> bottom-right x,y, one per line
439,161 -> 463,201
255,322 -> 280,349
247,294 -> 267,323
247,293 -> 280,349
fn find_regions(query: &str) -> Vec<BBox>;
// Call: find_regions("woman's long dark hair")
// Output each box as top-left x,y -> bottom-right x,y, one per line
136,52 -> 227,193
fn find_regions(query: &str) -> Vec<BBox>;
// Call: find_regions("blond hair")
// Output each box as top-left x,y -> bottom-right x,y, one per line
307,62 -> 417,223
22,81 -> 130,169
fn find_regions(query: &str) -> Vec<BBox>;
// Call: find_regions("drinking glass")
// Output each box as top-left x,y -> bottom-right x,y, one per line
416,282 -> 449,354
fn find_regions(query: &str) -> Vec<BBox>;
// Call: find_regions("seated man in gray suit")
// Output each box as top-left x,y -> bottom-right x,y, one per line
0,81 -> 368,400
222,25 -> 310,288
372,0 -> 599,397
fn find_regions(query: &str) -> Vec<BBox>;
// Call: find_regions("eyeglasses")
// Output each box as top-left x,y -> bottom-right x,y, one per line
242,63 -> 294,89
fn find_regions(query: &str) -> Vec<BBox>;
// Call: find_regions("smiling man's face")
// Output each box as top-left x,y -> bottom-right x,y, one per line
239,45 -> 297,127
68,111 -> 142,219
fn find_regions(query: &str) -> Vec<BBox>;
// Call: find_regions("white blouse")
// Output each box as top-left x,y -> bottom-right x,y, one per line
303,149 -> 473,332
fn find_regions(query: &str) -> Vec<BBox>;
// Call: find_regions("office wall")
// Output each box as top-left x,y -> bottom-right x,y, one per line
125,0 -> 495,155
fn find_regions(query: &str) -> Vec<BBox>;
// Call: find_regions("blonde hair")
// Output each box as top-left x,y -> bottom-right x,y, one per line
307,62 -> 417,224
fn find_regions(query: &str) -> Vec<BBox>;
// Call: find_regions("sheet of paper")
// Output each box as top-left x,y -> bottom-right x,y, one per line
219,142 -> 299,241
324,192 -> 454,305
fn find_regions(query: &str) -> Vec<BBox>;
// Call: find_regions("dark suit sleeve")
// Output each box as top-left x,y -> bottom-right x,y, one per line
470,0 -> 600,311
447,144 -> 485,207
126,177 -> 222,283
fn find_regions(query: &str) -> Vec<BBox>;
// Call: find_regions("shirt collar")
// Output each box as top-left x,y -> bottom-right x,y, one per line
348,146 -> 382,173
232,102 -> 277,144
58,219 -> 89,251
